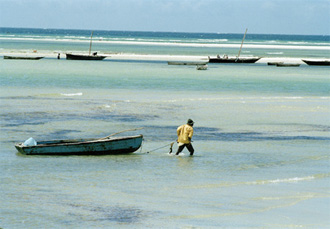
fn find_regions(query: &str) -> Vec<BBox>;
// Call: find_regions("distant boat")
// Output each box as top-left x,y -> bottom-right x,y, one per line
302,59 -> 330,66
196,65 -> 208,70
66,53 -> 106,60
168,61 -> 208,65
66,31 -> 106,60
276,63 -> 300,67
267,62 -> 284,65
208,29 -> 260,64
4,56 -> 44,60
209,56 -> 261,63
15,134 -> 143,155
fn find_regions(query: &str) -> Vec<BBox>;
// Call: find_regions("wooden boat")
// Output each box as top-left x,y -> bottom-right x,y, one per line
267,62 -> 283,66
66,31 -> 106,61
209,56 -> 260,63
4,56 -> 44,60
209,29 -> 260,64
276,63 -> 300,67
302,59 -> 330,66
66,53 -> 106,60
168,61 -> 208,65
15,135 -> 143,155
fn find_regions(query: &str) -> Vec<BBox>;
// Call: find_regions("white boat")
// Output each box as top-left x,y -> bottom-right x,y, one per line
196,65 -> 208,70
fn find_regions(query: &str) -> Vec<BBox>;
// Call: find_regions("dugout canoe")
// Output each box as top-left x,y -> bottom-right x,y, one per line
15,135 -> 143,155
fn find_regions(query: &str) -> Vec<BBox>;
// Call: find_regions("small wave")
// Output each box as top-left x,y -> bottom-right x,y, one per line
287,41 -> 310,45
60,92 -> 83,97
267,52 -> 284,55
197,39 -> 228,42
249,176 -> 315,185
176,174 -> 330,190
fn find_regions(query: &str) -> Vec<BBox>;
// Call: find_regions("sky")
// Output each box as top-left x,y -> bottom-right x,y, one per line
0,0 -> 329,35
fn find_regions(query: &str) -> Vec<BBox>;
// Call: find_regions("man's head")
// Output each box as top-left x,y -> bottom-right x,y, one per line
187,119 -> 194,126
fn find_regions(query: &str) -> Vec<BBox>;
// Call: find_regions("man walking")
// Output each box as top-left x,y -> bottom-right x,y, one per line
175,119 -> 195,156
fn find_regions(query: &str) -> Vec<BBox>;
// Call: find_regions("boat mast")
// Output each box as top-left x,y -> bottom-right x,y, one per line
89,31 -> 94,55
237,28 -> 248,58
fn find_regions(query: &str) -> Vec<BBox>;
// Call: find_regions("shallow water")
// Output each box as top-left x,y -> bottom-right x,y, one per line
1,31 -> 330,228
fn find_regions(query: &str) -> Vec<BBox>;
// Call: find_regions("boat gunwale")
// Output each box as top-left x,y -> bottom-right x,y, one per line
15,134 -> 143,149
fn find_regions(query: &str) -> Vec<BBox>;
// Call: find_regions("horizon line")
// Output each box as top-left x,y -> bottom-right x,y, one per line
1,26 -> 329,37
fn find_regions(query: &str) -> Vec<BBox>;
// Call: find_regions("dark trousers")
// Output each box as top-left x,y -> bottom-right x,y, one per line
176,143 -> 194,155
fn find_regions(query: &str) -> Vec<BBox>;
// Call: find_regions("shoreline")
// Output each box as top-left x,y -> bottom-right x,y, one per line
1,50 -> 329,64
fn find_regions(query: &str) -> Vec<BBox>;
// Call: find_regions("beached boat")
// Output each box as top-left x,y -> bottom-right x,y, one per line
302,59 -> 330,66
267,62 -> 283,66
4,56 -> 44,60
209,29 -> 260,64
276,63 -> 300,67
66,31 -> 106,61
66,53 -> 106,60
15,135 -> 143,155
209,56 -> 261,63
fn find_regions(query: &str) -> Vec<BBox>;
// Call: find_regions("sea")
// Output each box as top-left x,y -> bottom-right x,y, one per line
0,27 -> 329,228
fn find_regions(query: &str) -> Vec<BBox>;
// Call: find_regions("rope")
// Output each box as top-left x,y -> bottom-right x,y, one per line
146,142 -> 175,154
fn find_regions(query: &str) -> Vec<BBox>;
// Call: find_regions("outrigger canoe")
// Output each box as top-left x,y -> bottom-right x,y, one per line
15,135 -> 143,155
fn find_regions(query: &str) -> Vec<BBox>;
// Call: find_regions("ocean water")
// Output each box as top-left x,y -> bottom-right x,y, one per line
0,28 -> 330,228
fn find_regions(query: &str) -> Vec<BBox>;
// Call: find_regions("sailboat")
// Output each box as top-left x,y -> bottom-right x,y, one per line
208,29 -> 260,63
66,31 -> 106,60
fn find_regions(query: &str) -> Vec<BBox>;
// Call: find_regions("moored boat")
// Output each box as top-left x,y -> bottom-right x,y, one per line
208,28 -> 260,64
276,63 -> 300,67
4,56 -> 44,60
209,56 -> 261,63
66,31 -> 106,61
302,59 -> 330,66
15,135 -> 143,155
267,62 -> 283,65
66,53 -> 106,60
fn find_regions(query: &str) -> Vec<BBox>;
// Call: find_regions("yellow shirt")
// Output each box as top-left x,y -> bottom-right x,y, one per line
177,124 -> 194,144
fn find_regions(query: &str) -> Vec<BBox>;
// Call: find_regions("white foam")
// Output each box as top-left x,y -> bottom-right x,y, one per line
1,37 -> 329,50
60,92 -> 83,97
249,176 -> 315,185
267,52 -> 284,55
